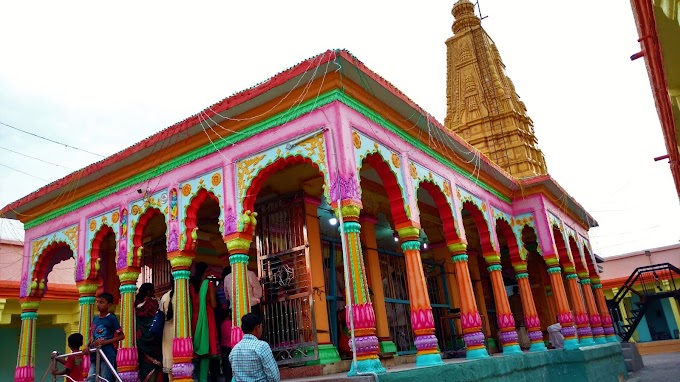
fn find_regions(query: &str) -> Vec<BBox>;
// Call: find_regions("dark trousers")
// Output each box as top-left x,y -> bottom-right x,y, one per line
221,346 -> 232,382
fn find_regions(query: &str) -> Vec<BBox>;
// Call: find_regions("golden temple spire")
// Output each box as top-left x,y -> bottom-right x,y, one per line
445,0 -> 548,179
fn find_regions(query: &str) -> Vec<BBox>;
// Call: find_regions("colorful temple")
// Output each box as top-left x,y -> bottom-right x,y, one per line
2,2 -> 627,381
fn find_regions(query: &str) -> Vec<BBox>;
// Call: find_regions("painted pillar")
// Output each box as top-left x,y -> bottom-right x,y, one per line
483,252 -> 521,354
225,232 -> 253,346
305,196 -> 341,364
169,252 -> 195,381
592,277 -> 618,343
77,282 -> 99,378
333,200 -> 386,376
578,273 -> 606,345
399,226 -> 444,367
442,251 -> 463,341
544,257 -> 579,350
449,242 -> 489,359
360,215 -> 396,355
513,265 -> 546,352
117,269 -> 140,382
14,300 -> 39,382
563,267 -> 595,346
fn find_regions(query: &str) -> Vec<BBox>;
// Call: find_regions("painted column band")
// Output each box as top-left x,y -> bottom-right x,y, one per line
77,282 -> 98,379
485,260 -> 521,354
545,264 -> 579,349
448,243 -> 489,359
117,282 -> 139,382
332,204 -> 386,377
171,268 -> 194,381
400,239 -> 443,366
565,274 -> 594,346
15,301 -> 39,382
514,271 -> 546,351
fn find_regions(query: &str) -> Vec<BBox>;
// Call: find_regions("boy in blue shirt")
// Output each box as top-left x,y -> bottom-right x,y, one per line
83,292 -> 125,382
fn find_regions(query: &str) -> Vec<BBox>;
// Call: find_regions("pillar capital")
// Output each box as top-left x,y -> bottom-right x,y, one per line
482,251 -> 501,265
19,299 -> 40,312
331,199 -> 362,222
77,281 -> 99,297
224,232 -> 253,254
117,267 -> 141,285
512,262 -> 527,273
400,240 -> 422,252
169,252 -> 194,270
447,241 -> 467,255
396,225 -> 420,242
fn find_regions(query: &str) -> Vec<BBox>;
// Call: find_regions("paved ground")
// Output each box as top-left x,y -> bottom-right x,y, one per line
627,352 -> 680,381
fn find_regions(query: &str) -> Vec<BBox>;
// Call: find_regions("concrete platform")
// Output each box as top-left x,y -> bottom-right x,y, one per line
286,343 -> 627,382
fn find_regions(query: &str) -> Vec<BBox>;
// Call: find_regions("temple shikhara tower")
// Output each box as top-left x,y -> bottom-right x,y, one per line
445,0 -> 547,178
1,2 -> 628,381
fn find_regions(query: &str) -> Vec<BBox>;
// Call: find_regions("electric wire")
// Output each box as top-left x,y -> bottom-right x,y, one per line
0,146 -> 75,170
0,120 -> 105,157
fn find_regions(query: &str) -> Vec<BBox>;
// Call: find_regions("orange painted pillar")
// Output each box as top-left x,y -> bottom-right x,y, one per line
399,226 -> 443,367
545,285 -> 559,329
483,252 -> 521,354
544,256 -> 579,350
513,264 -> 546,351
360,215 -> 397,355
564,265 -> 595,346
449,242 -> 489,359
578,272 -> 606,344
592,276 -> 618,342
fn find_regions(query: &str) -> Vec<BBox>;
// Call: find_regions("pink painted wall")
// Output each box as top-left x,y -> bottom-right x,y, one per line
600,243 -> 680,281
22,101 -> 596,284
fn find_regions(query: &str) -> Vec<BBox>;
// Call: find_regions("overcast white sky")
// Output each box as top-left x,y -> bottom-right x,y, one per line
0,1 -> 678,257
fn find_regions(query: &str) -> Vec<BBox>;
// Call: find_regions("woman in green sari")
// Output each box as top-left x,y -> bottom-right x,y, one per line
191,262 -> 219,382
136,283 -> 163,382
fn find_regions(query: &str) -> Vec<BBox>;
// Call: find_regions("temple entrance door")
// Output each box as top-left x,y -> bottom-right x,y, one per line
255,193 -> 318,365
321,238 -> 345,352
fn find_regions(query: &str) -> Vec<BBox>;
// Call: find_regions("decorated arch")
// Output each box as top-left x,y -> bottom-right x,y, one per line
81,209 -> 120,281
458,187 -> 497,253
416,179 -> 460,243
23,224 -> 79,298
183,188 -> 222,251
235,130 -> 330,226
178,169 -> 225,250
409,160 -> 460,241
353,130 -> 410,224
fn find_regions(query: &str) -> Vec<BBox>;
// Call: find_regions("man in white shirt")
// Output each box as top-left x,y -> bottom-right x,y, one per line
224,268 -> 263,315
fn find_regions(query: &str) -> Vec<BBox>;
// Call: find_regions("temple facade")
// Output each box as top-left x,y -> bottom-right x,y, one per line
3,2 -> 619,381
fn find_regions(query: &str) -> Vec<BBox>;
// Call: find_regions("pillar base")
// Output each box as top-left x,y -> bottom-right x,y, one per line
579,337 -> 596,347
347,357 -> 387,376
14,366 -> 34,382
465,347 -> 490,359
594,336 -> 608,345
379,340 -> 398,355
502,344 -> 523,355
606,335 -> 619,343
564,338 -> 580,350
305,344 -> 341,365
529,342 -> 547,352
416,352 -> 444,367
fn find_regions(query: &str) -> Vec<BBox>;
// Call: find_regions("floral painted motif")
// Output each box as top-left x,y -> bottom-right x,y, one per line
211,173 -> 221,186
352,131 -> 362,149
181,183 -> 192,197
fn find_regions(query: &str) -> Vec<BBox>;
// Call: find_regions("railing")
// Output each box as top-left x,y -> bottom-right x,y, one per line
607,262 -> 680,342
39,348 -> 122,382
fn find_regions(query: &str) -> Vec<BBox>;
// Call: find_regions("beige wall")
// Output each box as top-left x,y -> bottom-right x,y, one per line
600,243 -> 680,281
